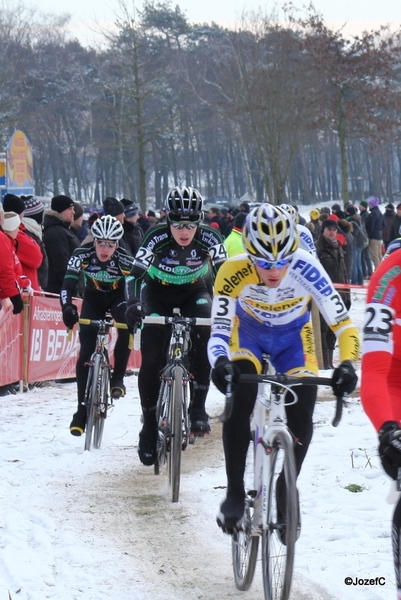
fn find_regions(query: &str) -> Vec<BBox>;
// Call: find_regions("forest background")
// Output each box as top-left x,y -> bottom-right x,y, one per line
1,0 -> 401,211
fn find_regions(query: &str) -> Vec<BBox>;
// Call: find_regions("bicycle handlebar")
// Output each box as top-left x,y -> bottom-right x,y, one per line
77,318 -> 128,329
142,315 -> 211,326
219,372 -> 345,428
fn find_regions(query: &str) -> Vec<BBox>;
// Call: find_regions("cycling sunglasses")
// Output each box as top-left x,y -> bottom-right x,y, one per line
170,222 -> 198,230
251,257 -> 292,270
168,212 -> 200,224
95,240 -> 118,248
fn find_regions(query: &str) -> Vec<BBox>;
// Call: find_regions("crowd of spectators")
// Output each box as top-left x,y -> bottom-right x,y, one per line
1,192 -> 396,315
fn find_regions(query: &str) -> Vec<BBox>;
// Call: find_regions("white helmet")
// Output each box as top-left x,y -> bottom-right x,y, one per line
280,203 -> 299,225
242,203 -> 299,261
91,215 -> 123,241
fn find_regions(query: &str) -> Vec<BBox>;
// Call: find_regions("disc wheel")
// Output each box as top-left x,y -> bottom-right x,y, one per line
262,431 -> 297,600
168,365 -> 184,502
232,436 -> 259,590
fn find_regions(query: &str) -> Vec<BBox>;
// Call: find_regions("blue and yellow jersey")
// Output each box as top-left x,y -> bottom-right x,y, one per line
208,248 -> 360,369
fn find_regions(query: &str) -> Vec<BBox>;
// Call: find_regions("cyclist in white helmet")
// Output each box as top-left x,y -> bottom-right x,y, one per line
60,214 -> 136,436
207,203 -> 359,534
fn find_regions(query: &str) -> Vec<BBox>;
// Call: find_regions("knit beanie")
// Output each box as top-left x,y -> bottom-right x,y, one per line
309,208 -> 320,220
51,195 -> 74,213
321,218 -> 339,233
103,197 -> 124,217
359,200 -> 368,209
3,193 -> 26,215
233,211 -> 247,230
368,197 -> 380,208
22,195 -> 45,217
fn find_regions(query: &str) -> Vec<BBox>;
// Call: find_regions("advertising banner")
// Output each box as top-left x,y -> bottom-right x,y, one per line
6,130 -> 34,196
27,295 -> 140,382
0,299 -> 23,386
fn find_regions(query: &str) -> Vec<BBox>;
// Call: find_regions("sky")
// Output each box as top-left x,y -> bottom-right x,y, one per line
0,288 -> 398,600
26,0 -> 401,46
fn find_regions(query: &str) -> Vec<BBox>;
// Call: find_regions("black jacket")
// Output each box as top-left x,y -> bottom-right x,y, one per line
365,206 -> 385,241
43,209 -> 80,294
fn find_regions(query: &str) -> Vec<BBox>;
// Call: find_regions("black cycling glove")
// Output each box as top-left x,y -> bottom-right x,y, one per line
212,356 -> 241,394
379,421 -> 401,480
62,304 -> 79,329
331,360 -> 357,396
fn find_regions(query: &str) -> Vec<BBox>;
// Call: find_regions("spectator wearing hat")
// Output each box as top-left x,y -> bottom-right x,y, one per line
103,197 -> 125,223
359,200 -> 373,278
382,203 -> 395,250
2,212 -> 37,294
238,200 -> 250,214
306,208 -> 321,240
121,200 -> 143,256
331,203 -> 346,220
43,195 -> 79,295
223,212 -> 247,257
365,197 -> 385,270
315,219 -> 350,369
147,210 -> 159,226
0,204 -> 24,315
345,206 -> 365,285
3,193 -> 44,292
21,196 -> 48,290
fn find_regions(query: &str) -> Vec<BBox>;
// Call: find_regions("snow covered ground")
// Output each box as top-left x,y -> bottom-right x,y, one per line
0,290 -> 398,600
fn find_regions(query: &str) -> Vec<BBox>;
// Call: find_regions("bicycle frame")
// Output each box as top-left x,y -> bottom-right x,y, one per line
141,310 -> 211,501
225,361 -> 340,599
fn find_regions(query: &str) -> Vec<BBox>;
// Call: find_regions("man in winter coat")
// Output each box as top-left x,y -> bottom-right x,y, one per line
315,219 -> 350,369
359,200 -> 373,279
120,200 -> 143,256
382,204 -> 395,250
365,197 -> 385,270
389,203 -> 401,245
43,195 -> 79,295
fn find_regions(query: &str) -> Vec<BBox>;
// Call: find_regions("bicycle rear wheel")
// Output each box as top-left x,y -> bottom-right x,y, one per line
93,363 -> 110,450
262,430 -> 297,600
84,353 -> 102,451
168,365 -> 184,502
232,436 -> 259,590
154,379 -> 169,476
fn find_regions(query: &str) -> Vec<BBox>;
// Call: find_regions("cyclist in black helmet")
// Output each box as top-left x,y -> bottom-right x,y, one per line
60,215 -> 136,436
125,186 -> 227,466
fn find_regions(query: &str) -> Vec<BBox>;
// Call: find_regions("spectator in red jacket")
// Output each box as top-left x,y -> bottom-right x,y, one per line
0,205 -> 23,313
3,193 -> 45,291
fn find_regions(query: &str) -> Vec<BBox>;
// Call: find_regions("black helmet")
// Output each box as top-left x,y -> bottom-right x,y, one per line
166,187 -> 203,219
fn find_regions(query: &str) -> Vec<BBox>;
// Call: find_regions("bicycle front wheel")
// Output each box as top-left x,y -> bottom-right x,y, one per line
93,363 -> 110,450
168,365 -> 184,502
232,436 -> 259,590
262,430 -> 297,600
84,353 -> 102,451
154,379 -> 169,476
